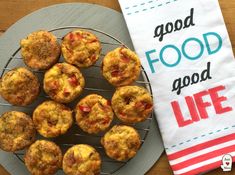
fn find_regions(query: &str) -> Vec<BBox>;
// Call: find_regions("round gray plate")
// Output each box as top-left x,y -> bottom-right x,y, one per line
0,3 -> 164,175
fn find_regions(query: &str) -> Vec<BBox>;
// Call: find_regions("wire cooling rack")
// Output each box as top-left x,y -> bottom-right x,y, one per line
0,26 -> 154,175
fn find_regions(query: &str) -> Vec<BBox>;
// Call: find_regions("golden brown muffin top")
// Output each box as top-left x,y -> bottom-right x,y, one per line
62,30 -> 101,68
111,86 -> 153,123
20,30 -> 61,70
0,111 -> 35,152
102,47 -> 141,86
101,125 -> 141,161
33,100 -> 73,138
43,63 -> 85,103
75,94 -> 113,134
24,140 -> 62,175
63,144 -> 101,175
0,67 -> 40,106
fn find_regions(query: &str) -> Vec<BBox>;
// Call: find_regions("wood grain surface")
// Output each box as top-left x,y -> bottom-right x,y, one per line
0,1 -> 235,175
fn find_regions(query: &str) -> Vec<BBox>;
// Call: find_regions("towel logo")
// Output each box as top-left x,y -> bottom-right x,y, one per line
221,154 -> 232,171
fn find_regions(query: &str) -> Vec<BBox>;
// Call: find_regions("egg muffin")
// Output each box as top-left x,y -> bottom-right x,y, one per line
24,140 -> 62,175
63,144 -> 101,175
43,63 -> 85,103
61,30 -> 101,68
75,94 -> 113,134
20,30 -> 60,70
102,47 -> 141,86
111,86 -> 153,123
0,111 -> 35,152
101,125 -> 141,161
0,67 -> 40,106
33,100 -> 73,138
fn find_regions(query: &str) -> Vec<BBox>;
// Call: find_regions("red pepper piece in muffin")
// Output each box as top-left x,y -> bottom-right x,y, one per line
102,47 -> 141,86
101,125 -> 141,161
111,86 -> 153,123
43,63 -> 85,103
61,30 -> 101,68
33,100 -> 73,138
75,94 -> 113,134
63,144 -> 101,175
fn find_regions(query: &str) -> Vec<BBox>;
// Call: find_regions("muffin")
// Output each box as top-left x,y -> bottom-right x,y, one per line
0,67 -> 40,106
0,111 -> 35,152
75,94 -> 113,134
102,47 -> 141,86
111,86 -> 153,123
20,30 -> 60,70
33,100 -> 73,138
24,140 -> 62,175
101,125 -> 141,161
63,144 -> 101,175
43,63 -> 85,103
61,30 -> 101,68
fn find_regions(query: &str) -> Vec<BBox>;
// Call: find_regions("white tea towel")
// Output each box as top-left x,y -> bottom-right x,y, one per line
118,0 -> 235,174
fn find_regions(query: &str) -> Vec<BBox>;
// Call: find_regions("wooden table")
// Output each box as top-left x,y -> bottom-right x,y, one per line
0,1 -> 234,175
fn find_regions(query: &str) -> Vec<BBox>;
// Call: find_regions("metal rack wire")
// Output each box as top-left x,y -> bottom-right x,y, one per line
0,26 -> 154,175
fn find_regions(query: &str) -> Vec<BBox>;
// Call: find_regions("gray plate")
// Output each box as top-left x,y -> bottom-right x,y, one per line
0,3 -> 164,175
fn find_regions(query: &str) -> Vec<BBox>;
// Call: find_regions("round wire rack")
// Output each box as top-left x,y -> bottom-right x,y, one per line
0,26 -> 154,175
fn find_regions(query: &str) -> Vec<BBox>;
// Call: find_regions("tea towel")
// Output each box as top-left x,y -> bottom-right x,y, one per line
118,0 -> 235,174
